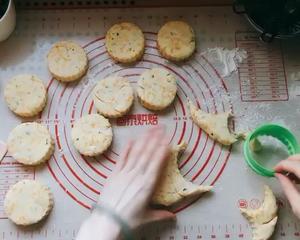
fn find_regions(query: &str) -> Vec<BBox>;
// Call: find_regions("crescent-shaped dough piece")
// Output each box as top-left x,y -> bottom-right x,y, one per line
188,100 -> 237,145
251,216 -> 278,240
240,185 -> 278,224
152,142 -> 212,206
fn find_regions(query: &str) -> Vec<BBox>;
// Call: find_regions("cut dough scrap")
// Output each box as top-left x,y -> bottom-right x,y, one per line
252,217 -> 278,240
157,21 -> 196,61
105,22 -> 145,63
250,138 -> 263,152
4,180 -> 54,226
47,41 -> 88,82
137,68 -> 177,111
71,114 -> 113,156
240,185 -> 278,225
188,100 -> 237,145
4,74 -> 47,117
93,76 -> 134,118
152,142 -> 212,206
7,122 -> 54,166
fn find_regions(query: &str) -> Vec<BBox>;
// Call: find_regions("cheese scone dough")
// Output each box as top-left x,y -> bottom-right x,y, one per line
152,142 -> 212,206
157,21 -> 196,61
4,74 -> 47,117
4,180 -> 54,226
137,68 -> 177,111
240,185 -> 278,240
93,76 -> 134,118
71,114 -> 113,156
7,122 -> 54,165
47,41 -> 88,82
105,22 -> 145,63
188,100 -> 237,145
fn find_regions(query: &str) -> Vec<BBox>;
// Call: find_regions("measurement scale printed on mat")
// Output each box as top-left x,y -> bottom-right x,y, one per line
0,5 -> 300,240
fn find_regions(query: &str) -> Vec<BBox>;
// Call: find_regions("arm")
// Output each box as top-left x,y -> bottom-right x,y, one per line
76,126 -> 175,240
275,154 -> 300,219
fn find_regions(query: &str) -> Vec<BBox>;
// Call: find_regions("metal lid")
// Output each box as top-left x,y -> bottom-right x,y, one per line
233,0 -> 300,41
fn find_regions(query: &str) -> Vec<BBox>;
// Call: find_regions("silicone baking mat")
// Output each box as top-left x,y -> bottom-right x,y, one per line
0,6 -> 300,240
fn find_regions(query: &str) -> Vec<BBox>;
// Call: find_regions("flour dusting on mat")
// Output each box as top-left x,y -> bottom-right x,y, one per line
202,47 -> 247,77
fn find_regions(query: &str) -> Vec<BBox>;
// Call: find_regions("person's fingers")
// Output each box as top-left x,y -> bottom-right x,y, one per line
145,143 -> 170,185
141,209 -> 176,226
124,127 -> 161,172
135,128 -> 165,173
286,154 -> 300,162
115,140 -> 133,173
274,159 -> 300,179
275,173 -> 300,218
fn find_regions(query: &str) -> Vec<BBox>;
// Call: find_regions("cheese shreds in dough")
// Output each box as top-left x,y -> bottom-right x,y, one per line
152,142 -> 212,206
4,180 -> 54,226
7,122 -> 54,166
47,41 -> 88,82
137,68 -> 177,111
71,114 -> 113,156
157,21 -> 196,61
93,76 -> 134,118
188,100 -> 237,145
105,22 -> 145,63
4,74 -> 47,117
240,185 -> 278,240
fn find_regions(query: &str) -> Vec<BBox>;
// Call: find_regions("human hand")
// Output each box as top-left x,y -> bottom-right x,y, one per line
76,127 -> 176,240
98,126 -> 176,229
275,155 -> 300,219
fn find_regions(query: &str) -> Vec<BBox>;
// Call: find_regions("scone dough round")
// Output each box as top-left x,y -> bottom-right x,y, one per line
47,41 -> 88,82
4,74 -> 47,117
137,68 -> 177,111
4,180 -> 54,226
7,122 -> 54,165
71,114 -> 113,156
93,76 -> 134,118
105,22 -> 145,63
157,21 -> 196,61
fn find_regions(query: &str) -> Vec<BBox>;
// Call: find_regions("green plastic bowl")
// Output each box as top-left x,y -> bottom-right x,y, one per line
244,124 -> 300,177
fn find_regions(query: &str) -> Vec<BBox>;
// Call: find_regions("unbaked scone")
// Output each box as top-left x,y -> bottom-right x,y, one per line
4,74 -> 47,117
239,185 -> 278,240
4,180 -> 54,226
7,122 -> 54,166
137,68 -> 177,111
152,142 -> 212,206
71,114 -> 113,156
157,21 -> 196,61
188,100 -> 237,145
47,41 -> 88,82
93,76 -> 134,118
105,22 -> 145,63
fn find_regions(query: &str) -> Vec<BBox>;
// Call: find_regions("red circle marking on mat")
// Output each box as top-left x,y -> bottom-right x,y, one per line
44,35 -> 234,211
47,162 -> 91,209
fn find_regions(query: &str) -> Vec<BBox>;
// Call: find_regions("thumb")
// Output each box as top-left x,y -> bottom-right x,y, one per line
142,210 -> 176,225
